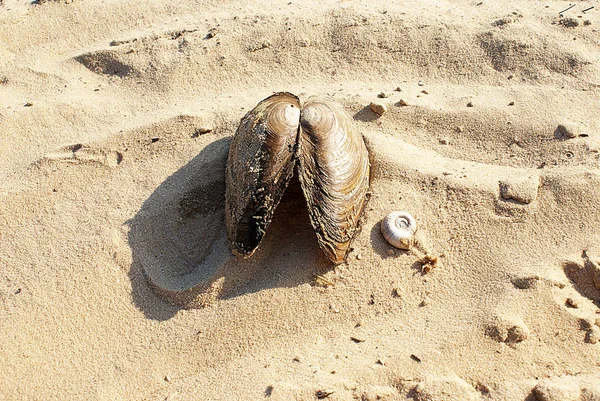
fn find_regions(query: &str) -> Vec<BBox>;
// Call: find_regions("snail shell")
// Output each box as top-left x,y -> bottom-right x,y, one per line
380,211 -> 417,250
225,93 -> 370,264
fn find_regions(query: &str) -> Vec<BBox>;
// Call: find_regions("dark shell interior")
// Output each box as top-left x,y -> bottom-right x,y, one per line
225,92 -> 301,257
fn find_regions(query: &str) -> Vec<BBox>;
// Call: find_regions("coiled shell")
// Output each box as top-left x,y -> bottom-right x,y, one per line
225,93 -> 370,264
380,211 -> 417,250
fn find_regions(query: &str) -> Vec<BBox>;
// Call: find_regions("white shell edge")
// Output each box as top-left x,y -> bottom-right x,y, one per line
380,211 -> 417,250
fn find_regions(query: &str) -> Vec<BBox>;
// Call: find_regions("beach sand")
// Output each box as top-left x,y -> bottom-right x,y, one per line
1,0 -> 600,399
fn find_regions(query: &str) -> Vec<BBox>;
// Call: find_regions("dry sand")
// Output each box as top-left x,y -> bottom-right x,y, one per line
1,0 -> 600,399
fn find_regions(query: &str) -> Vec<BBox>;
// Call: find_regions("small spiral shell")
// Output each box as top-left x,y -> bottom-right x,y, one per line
380,211 -> 417,250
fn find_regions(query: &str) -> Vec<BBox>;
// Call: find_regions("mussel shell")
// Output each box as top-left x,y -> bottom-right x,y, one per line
298,97 -> 370,264
225,92 -> 301,258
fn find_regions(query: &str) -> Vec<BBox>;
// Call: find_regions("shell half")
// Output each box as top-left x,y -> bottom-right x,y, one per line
225,92 -> 301,258
298,97 -> 371,264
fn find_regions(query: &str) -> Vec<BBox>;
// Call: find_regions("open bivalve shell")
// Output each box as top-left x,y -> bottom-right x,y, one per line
225,92 -> 370,264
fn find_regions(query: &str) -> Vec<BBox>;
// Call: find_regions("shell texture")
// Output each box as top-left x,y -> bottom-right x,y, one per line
225,92 -> 370,264
298,98 -> 370,263
225,92 -> 301,258
381,211 -> 417,250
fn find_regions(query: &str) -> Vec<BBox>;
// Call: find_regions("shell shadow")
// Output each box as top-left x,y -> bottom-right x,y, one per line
369,221 -> 424,274
353,105 -> 381,123
127,137 -> 331,320
369,221 -> 412,260
369,220 -> 393,259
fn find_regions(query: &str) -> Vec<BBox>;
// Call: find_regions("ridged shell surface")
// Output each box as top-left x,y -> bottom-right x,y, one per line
298,97 -> 371,264
225,92 -> 301,258
380,211 -> 417,250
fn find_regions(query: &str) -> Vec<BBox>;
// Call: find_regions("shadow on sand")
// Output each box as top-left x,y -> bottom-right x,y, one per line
127,137 -> 332,320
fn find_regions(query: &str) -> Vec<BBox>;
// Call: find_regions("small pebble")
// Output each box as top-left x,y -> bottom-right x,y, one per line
164,375 -> 171,382
560,17 -> 579,28
24,102 -> 33,107
265,385 -> 274,396
466,101 -> 474,107
192,127 -> 212,137
397,99 -> 409,107
580,318 -> 595,329
486,315 -> 530,343
586,326 -> 600,344
370,101 -> 387,116
508,74 -> 514,79
356,253 -> 363,260
556,122 -> 584,139
377,92 -> 390,98
151,137 -> 160,143
457,125 -> 464,133
566,297 -> 580,308
499,175 -> 539,204
206,27 -> 219,38
418,81 -> 425,86
439,138 -> 449,145
316,390 -> 334,399
421,90 -> 429,94
507,324 -> 529,343
583,20 -> 591,26
392,288 -> 402,297
508,101 -> 515,106
394,87 -> 402,91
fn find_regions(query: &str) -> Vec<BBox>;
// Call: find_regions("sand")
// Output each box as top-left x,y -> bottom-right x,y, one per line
1,0 -> 600,399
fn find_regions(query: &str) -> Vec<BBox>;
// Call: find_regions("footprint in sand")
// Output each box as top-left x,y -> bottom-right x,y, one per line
559,251 -> 600,343
39,143 -> 123,167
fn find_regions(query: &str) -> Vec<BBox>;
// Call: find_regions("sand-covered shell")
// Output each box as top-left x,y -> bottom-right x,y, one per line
381,211 -> 417,250
225,92 -> 301,258
297,97 -> 370,263
225,93 -> 370,264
